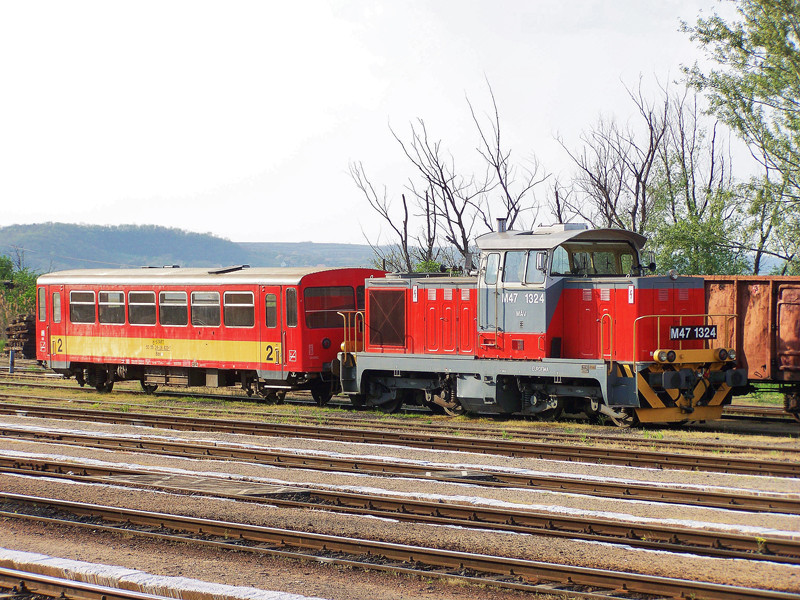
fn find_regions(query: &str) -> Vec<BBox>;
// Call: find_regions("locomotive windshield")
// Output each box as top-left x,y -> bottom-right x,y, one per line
550,241 -> 638,277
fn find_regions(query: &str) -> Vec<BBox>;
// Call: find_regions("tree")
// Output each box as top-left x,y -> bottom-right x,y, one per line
352,83 -> 548,270
559,82 -> 669,235
648,88 -> 751,274
683,0 -> 800,268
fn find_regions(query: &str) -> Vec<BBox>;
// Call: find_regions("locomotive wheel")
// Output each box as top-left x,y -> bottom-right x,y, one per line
537,397 -> 564,421
377,395 -> 404,414
349,394 -> 366,409
310,380 -> 333,406
443,402 -> 465,417
275,391 -> 286,405
140,380 -> 158,394
610,409 -> 637,428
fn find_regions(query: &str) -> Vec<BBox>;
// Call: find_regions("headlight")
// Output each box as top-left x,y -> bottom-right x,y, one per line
728,349 -> 736,361
656,350 -> 668,362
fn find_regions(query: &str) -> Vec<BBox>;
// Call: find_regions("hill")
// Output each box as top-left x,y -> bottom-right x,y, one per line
0,223 -> 377,272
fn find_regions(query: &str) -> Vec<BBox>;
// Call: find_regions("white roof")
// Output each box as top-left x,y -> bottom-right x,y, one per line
37,266 -> 378,286
476,225 -> 647,251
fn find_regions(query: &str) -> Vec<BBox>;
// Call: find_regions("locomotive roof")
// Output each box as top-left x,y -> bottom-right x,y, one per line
477,225 -> 647,251
37,266 -> 381,287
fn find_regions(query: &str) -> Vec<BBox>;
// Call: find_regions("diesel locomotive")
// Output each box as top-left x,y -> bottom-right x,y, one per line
335,224 -> 747,425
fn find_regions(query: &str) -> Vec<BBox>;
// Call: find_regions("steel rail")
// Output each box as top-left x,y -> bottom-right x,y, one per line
2,493 -> 798,600
2,428 -> 798,514
1,399 -> 798,480
2,457 -> 797,563
0,567 -> 173,600
2,379 -> 799,456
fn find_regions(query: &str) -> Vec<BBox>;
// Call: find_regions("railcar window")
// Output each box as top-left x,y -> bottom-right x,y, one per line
99,291 -> 125,324
128,291 -> 156,325
37,288 -> 46,321
304,286 -> 355,329
159,291 -> 188,326
286,288 -> 298,327
191,291 -> 220,327
265,293 -> 278,328
52,292 -> 61,324
223,291 -> 255,327
502,251 -> 526,283
69,291 -> 96,324
484,253 -> 500,285
525,252 -> 546,284
356,286 -> 365,310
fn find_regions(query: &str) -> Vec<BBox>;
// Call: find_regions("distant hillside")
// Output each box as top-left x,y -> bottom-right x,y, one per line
0,223 -> 377,272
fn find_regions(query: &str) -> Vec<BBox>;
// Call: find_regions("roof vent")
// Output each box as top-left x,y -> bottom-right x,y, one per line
208,264 -> 251,275
140,265 -> 181,269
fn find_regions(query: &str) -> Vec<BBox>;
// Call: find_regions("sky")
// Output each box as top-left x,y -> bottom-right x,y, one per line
0,1 -> 738,246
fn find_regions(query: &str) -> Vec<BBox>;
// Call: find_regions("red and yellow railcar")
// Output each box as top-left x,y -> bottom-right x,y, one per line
35,265 -> 383,403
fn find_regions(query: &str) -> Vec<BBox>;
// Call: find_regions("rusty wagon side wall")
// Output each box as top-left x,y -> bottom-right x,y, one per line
698,276 -> 800,384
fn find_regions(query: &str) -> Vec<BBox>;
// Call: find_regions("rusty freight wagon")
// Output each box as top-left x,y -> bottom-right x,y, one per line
700,275 -> 800,420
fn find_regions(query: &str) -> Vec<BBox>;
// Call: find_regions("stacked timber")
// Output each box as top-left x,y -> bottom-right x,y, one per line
3,314 -> 35,358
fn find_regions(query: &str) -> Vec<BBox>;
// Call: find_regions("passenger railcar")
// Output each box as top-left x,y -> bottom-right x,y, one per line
35,265 -> 383,403
336,224 -> 747,425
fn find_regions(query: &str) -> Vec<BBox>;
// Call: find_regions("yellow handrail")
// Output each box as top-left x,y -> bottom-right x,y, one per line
338,310 -> 365,353
632,313 -> 736,363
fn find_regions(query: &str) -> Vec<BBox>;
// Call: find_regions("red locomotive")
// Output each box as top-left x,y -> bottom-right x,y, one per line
35,265 -> 383,403
335,224 -> 747,425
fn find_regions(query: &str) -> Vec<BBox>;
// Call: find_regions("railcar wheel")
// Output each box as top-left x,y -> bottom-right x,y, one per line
310,380 -> 333,406
443,402 -> 465,417
95,381 -> 114,393
784,392 -> 800,423
140,381 -> 158,394
275,391 -> 286,405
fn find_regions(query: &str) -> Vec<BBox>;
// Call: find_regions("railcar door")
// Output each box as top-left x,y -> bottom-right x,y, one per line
260,286 -> 283,378
48,286 -> 67,369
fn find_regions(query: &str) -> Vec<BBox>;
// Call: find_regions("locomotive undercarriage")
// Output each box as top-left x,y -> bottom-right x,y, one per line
338,351 -> 744,425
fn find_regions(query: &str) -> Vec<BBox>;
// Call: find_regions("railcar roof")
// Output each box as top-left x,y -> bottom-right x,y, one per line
477,225 -> 647,251
37,266 -> 381,287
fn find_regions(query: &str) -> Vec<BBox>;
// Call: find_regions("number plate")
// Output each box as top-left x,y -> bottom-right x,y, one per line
669,325 -> 717,340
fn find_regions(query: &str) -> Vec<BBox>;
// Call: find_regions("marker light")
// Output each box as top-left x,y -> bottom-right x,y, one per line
717,348 -> 728,361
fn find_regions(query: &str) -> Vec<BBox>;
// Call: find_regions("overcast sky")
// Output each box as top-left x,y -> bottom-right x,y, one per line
0,1 -> 737,246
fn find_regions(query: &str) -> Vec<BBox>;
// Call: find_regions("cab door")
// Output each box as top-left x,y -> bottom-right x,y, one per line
260,286 -> 283,378
48,286 -> 67,368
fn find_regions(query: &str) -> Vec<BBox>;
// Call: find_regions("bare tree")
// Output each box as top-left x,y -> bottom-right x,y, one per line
467,82 -> 548,231
560,82 -> 669,235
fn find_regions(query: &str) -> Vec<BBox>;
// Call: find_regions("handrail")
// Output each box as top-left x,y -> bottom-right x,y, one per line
632,313 -> 736,363
338,310 -> 365,353
599,313 -> 613,359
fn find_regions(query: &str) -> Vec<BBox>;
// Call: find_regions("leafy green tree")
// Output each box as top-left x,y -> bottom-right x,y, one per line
683,0 -> 800,269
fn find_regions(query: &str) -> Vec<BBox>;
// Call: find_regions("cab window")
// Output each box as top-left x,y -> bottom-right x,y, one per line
502,251 -> 526,283
525,252 -> 546,284
484,253 -> 500,285
37,288 -> 46,321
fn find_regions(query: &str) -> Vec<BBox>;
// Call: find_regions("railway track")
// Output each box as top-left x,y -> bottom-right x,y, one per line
3,452 -> 798,564
1,397 -> 798,479
0,566 -> 176,600
2,423 -> 798,514
3,377 -> 800,455
2,492 -> 798,600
